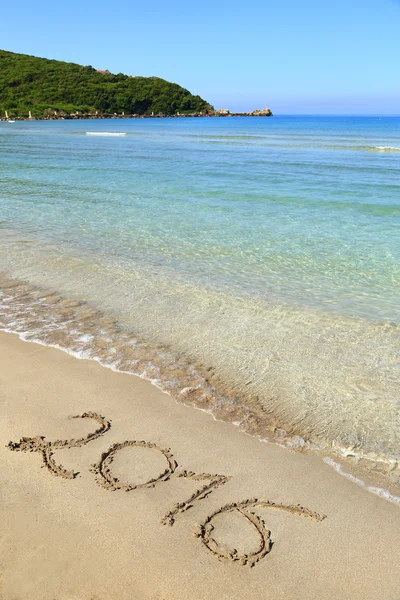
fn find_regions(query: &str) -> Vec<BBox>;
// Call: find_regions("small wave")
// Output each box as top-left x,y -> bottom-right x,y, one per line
1,273 -> 399,507
317,143 -> 400,153
3,318 -> 400,509
323,458 -> 400,506
361,145 -> 400,153
85,132 -> 127,137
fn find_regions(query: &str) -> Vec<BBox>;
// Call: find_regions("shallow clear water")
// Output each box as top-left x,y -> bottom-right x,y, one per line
0,116 -> 399,476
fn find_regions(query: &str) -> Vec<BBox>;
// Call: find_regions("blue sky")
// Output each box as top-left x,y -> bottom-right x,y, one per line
1,0 -> 399,114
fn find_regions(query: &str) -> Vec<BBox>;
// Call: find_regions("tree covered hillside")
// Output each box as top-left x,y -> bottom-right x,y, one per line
0,50 -> 213,117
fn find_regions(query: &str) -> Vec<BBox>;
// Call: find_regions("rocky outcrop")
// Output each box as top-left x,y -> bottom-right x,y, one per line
212,107 -> 273,117
250,107 -> 273,116
1,107 -> 273,121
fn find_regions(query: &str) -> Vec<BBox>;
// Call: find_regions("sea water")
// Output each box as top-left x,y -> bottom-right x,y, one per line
0,116 -> 399,489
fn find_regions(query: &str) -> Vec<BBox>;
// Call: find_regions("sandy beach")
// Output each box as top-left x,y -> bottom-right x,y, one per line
1,330 -> 399,599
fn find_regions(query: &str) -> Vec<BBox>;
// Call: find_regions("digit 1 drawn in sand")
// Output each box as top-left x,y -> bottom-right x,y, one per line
194,499 -> 326,567
162,470 -> 232,526
90,440 -> 177,491
7,412 -> 111,479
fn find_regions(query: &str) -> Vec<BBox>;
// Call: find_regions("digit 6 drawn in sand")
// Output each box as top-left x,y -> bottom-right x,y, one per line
7,411 -> 326,567
7,412 -> 111,479
194,499 -> 325,567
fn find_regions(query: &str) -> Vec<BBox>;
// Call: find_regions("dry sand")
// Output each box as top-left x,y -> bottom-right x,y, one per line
1,330 -> 399,600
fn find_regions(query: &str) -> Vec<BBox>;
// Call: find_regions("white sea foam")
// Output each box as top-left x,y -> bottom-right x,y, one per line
369,145 -> 400,152
85,132 -> 127,137
323,457 -> 400,506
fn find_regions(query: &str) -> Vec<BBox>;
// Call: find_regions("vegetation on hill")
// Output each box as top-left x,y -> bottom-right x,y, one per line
0,50 -> 213,117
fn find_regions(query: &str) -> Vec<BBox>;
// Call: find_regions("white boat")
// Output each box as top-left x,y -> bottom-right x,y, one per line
7,120 -> 15,123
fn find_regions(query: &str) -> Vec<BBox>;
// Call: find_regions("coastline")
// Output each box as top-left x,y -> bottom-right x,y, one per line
0,262 -> 399,498
1,329 -> 399,599
1,264 -> 399,500
0,111 -> 273,121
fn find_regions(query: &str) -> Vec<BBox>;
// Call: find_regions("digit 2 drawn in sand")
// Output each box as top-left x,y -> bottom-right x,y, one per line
7,412 -> 326,567
7,412 -> 111,479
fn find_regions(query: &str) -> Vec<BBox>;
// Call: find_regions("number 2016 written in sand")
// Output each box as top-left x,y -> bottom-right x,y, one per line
7,412 -> 326,568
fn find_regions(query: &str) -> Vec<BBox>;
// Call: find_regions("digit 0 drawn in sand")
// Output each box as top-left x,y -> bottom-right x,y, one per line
7,412 -> 111,479
162,470 -> 232,526
90,440 -> 177,491
194,499 -> 326,567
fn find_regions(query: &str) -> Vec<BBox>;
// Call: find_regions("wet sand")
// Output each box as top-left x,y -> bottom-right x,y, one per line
1,330 -> 399,599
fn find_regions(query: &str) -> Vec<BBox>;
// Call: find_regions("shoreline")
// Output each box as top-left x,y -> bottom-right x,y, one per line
0,269 -> 399,501
1,329 -> 399,599
3,319 -> 400,508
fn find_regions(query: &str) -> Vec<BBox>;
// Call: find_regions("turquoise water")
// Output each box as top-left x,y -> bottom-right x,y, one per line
0,116 -> 399,475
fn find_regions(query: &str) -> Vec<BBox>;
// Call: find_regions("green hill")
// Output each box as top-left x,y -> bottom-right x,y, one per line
0,50 -> 213,117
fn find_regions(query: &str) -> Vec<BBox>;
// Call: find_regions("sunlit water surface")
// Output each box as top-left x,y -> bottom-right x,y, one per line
0,116 -> 399,488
